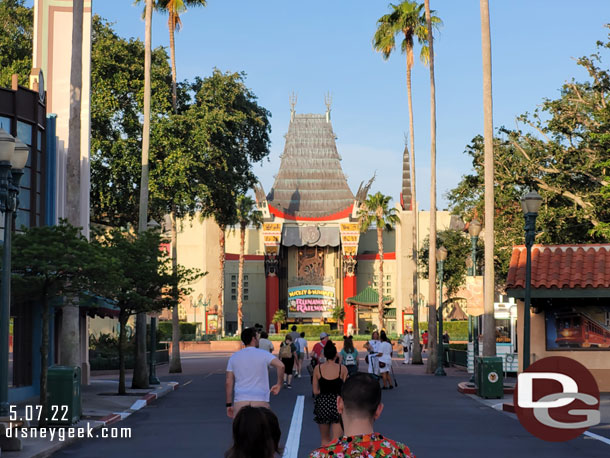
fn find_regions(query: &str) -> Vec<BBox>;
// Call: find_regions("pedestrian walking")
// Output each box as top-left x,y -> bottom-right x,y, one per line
401,330 -> 412,364
288,325 -> 301,375
279,334 -> 297,389
312,341 -> 347,446
363,331 -> 381,376
308,373 -> 416,458
297,332 -> 309,377
258,331 -> 274,353
225,328 -> 285,418
225,406 -> 282,458
378,331 -> 393,390
339,336 -> 359,376
422,330 -> 429,352
311,332 -> 329,367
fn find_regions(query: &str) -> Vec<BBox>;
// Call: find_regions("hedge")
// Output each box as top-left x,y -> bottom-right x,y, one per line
418,321 -> 468,341
157,322 -> 198,341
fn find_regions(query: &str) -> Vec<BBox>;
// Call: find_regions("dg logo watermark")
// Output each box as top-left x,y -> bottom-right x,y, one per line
514,356 -> 600,441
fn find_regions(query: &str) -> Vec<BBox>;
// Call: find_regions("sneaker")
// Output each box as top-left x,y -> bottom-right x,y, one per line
287,384 -> 293,389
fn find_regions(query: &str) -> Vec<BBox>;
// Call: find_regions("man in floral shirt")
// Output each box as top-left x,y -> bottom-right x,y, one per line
309,373 -> 415,458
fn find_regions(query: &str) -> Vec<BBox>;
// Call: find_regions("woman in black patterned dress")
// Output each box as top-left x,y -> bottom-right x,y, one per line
312,341 -> 348,446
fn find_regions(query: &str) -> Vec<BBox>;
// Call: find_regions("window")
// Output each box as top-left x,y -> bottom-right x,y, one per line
231,295 -> 236,301
231,281 -> 236,287
231,275 -> 236,281
244,288 -> 249,295
244,295 -> 249,301
244,275 -> 248,281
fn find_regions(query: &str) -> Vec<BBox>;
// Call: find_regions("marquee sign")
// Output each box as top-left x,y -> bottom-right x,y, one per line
287,285 -> 335,318
263,222 -> 282,255
340,223 -> 360,256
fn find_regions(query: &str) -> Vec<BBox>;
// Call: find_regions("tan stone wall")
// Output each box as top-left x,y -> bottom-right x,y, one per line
516,300 -> 610,391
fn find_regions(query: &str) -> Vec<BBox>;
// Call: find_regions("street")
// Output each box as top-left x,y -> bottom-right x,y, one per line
54,353 -> 610,458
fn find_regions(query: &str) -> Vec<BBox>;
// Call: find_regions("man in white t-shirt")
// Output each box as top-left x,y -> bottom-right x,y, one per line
226,327 -> 285,418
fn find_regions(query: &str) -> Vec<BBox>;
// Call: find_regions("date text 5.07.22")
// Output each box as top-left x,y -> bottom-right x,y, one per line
10,405 -> 69,422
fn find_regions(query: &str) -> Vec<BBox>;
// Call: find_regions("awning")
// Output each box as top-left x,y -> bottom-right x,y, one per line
281,226 -> 340,247
346,286 -> 393,307
50,293 -> 120,319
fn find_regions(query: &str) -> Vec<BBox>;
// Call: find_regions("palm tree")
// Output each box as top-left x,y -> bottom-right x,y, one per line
147,0 -> 207,112
373,0 -> 440,365
61,0 -> 84,370
480,0 -> 496,357
424,0 -> 438,374
235,195 -> 263,334
133,0 -> 155,386
358,192 -> 401,330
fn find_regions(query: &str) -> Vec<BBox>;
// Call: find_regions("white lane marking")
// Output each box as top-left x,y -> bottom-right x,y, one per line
584,430 -> 610,446
282,395 -> 304,458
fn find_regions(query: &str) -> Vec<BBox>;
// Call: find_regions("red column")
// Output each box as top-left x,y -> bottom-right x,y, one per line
265,254 -> 279,332
342,255 -> 357,336
343,275 -> 357,335
266,275 -> 279,331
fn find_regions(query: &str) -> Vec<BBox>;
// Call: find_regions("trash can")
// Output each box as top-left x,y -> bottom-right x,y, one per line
475,356 -> 504,399
47,366 -> 81,425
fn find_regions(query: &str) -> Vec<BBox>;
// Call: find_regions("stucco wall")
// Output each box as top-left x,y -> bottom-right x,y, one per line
516,300 -> 610,391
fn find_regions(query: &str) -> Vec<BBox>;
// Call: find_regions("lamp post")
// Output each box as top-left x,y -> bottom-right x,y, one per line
435,246 -> 448,376
521,191 -> 542,370
0,128 -> 29,415
147,218 -> 161,385
468,219 -> 482,383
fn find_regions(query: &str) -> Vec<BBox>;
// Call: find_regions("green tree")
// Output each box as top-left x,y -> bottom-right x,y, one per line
448,29 -> 610,286
272,309 -> 287,332
90,15 -> 173,227
372,0 -> 440,365
12,222 -> 118,426
358,192 -> 400,330
235,195 -> 263,334
0,0 -> 32,87
418,229 -> 480,301
92,228 -> 202,394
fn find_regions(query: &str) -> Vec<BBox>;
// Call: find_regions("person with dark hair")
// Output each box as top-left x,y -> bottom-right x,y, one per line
226,328 -> 285,418
378,331 -> 394,390
309,373 -> 415,457
297,332 -> 309,377
225,406 -> 282,458
288,325 -> 301,375
339,336 -> 359,376
363,330 -> 381,376
258,331 -> 274,353
312,341 -> 347,446
278,334 -> 297,389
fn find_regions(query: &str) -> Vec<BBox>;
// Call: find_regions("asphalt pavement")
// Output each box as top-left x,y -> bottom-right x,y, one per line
52,352 -> 610,458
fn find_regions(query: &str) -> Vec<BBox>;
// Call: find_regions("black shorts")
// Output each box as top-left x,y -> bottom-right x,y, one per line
282,357 -> 294,374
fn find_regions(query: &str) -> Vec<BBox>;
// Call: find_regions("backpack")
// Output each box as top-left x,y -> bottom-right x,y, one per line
343,351 -> 356,366
279,343 -> 292,359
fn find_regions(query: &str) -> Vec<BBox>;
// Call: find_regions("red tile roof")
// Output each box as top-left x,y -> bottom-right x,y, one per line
506,244 -> 610,289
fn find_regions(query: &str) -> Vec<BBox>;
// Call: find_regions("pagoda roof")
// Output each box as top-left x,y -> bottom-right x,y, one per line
346,286 -> 394,307
267,113 -> 354,219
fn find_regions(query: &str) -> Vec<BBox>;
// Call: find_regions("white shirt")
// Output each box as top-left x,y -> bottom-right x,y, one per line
378,341 -> 393,365
401,334 -> 412,347
227,347 -> 277,403
367,339 -> 381,373
297,337 -> 308,353
258,338 -> 274,353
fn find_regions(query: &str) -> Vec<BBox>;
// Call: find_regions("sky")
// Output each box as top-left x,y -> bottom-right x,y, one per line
86,0 -> 609,210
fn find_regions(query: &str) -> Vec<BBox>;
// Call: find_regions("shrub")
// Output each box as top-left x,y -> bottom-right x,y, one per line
418,321 -> 468,341
157,321 -> 199,341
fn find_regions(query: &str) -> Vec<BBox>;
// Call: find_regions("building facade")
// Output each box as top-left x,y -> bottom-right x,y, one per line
171,105 -> 460,335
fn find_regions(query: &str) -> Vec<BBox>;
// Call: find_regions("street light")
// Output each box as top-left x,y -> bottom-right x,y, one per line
521,191 -> 542,370
435,245 -> 448,377
147,218 -> 161,385
468,218 -> 482,383
0,128 -> 29,415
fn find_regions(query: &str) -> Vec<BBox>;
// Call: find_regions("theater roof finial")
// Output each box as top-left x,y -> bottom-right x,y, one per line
290,92 -> 297,122
325,92 -> 332,122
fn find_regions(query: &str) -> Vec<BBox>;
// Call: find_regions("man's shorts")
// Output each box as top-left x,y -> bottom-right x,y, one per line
298,352 -> 304,361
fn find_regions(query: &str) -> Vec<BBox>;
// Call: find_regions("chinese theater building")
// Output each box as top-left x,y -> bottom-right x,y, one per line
253,103 -> 371,334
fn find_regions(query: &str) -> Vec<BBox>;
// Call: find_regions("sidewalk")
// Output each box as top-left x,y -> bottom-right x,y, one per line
2,375 -> 179,458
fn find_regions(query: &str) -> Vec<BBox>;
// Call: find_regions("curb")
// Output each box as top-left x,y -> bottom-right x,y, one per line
457,381 -> 515,395
24,381 -> 180,458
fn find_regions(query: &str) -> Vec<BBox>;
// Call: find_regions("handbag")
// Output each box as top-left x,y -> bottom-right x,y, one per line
379,361 -> 386,368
